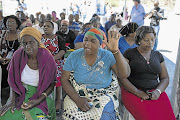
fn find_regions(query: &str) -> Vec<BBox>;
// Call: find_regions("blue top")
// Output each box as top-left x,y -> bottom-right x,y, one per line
63,48 -> 116,89
100,25 -> 106,34
131,4 -> 146,26
74,33 -> 84,44
118,36 -> 138,54
69,22 -> 80,32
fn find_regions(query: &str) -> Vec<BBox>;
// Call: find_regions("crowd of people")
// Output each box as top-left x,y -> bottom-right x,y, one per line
0,0 -> 178,120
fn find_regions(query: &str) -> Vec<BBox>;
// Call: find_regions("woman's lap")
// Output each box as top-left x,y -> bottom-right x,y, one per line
1,85 -> 56,120
121,87 -> 176,120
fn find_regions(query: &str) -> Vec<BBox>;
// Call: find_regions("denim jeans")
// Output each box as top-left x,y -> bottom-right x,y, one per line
152,25 -> 160,50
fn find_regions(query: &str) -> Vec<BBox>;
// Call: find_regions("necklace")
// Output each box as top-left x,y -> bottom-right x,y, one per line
144,57 -> 150,64
137,47 -> 151,64
7,40 -> 16,50
5,31 -> 17,49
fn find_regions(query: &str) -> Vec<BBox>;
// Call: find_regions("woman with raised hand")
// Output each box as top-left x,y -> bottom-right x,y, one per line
0,27 -> 57,120
61,28 -> 130,119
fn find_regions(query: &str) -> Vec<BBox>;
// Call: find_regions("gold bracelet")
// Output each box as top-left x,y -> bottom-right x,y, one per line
42,92 -> 48,99
112,50 -> 119,55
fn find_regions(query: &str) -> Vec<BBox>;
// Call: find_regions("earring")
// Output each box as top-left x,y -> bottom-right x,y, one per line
138,42 -> 140,45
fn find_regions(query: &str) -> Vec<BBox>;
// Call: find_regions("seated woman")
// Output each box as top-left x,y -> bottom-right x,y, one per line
61,28 -> 130,119
121,26 -> 176,120
0,27 -> 57,120
0,15 -> 21,107
0,15 -> 21,90
118,22 -> 139,54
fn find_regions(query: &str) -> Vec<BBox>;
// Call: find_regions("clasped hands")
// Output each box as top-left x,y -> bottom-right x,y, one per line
0,99 -> 40,116
136,89 -> 161,101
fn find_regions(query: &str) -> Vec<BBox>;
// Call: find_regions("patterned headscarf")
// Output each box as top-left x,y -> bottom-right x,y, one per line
20,27 -> 48,51
85,28 -> 107,45
89,17 -> 98,24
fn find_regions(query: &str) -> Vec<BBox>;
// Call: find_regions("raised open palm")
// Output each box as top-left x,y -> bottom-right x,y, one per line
103,30 -> 120,52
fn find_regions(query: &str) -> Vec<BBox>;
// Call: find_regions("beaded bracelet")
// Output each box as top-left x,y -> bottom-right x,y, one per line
156,89 -> 161,94
42,92 -> 48,99
112,50 -> 119,55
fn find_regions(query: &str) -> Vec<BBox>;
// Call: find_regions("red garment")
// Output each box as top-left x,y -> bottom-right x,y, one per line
41,35 -> 64,87
121,87 -> 176,120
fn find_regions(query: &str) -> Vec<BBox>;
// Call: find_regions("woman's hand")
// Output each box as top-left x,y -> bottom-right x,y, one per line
103,30 -> 120,52
0,100 -> 15,116
0,58 -> 6,64
151,90 -> 161,100
75,97 -> 92,112
2,59 -> 11,65
136,90 -> 150,100
21,99 -> 40,110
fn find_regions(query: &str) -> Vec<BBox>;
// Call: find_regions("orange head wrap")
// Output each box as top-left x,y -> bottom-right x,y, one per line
20,27 -> 48,50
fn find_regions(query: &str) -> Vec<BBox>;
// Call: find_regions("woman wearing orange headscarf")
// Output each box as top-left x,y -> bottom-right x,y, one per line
0,27 -> 57,120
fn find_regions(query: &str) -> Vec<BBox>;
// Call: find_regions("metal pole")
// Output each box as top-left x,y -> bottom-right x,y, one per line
171,37 -> 180,117
123,0 -> 127,21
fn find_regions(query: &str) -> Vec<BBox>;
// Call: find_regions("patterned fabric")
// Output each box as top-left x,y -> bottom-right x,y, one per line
69,22 -> 80,32
62,72 -> 121,120
41,35 -> 64,86
0,84 -> 56,120
85,28 -> 107,45
89,17 -> 98,24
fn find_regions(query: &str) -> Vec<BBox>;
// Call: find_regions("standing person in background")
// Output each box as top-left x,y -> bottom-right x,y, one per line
33,14 -> 45,34
121,26 -> 176,120
146,0 -> 164,50
118,22 -> 138,54
129,0 -> 146,26
17,0 -> 27,14
68,14 -> 80,36
109,18 -> 123,32
41,21 -> 66,114
56,20 -> 76,50
45,14 -> 58,34
105,14 -> 116,38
